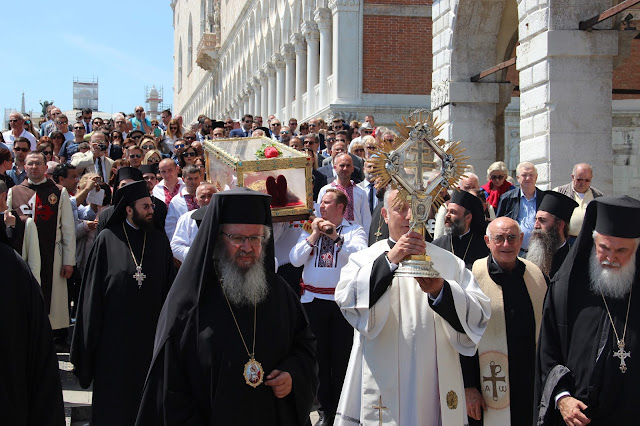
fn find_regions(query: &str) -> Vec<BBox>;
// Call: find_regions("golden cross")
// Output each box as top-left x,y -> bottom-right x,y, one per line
371,395 -> 388,426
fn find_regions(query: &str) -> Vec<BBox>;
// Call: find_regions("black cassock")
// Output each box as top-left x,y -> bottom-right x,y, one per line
549,242 -> 570,279
461,258 -> 538,426
71,222 -> 175,425
135,275 -> 318,426
535,264 -> 640,425
0,241 -> 65,426
432,231 -> 490,270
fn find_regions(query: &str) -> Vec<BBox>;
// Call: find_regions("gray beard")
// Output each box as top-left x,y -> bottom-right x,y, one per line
589,247 -> 636,300
444,218 -> 466,238
213,243 -> 269,307
526,229 -> 561,277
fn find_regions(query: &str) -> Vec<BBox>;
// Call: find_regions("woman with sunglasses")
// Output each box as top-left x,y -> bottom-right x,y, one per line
139,136 -> 159,155
480,161 -> 514,210
23,117 -> 40,142
110,131 -> 124,146
49,131 -> 66,160
163,119 -> 183,146
178,146 -> 199,168
143,150 -> 163,165
350,141 -> 365,159
37,141 -> 58,164
193,156 -> 207,180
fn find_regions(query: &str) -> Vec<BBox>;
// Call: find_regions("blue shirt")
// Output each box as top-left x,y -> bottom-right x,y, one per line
6,163 -> 27,185
59,141 -> 80,163
516,189 -> 537,249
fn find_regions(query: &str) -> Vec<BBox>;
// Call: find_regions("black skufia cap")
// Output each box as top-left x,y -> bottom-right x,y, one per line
450,189 -> 486,233
595,195 -> 640,238
539,191 -> 579,224
139,164 -> 159,175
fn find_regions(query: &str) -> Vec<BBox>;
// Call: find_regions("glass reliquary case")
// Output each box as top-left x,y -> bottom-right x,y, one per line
203,137 -> 314,222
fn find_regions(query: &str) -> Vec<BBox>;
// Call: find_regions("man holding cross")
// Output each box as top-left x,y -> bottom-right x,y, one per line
71,181 -> 176,425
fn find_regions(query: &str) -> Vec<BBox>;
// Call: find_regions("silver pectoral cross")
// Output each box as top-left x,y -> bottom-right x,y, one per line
614,341 -> 630,373
133,265 -> 146,289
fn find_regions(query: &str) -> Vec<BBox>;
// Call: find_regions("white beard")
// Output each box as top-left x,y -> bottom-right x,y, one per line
214,243 -> 269,307
589,247 -> 636,300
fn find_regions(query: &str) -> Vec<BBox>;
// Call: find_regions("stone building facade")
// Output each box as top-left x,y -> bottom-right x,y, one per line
172,0 -> 640,197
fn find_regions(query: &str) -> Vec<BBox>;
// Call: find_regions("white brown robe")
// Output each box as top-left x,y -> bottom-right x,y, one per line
334,240 -> 491,426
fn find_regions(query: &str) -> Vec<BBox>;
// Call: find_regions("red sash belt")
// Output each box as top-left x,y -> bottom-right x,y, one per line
300,281 -> 335,296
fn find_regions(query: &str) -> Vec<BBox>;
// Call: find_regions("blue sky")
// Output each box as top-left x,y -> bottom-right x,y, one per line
0,1 -> 175,118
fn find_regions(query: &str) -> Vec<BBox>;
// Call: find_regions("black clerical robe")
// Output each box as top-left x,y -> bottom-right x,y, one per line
71,222 -> 175,426
432,231 -> 490,270
0,242 -> 65,426
462,257 -> 538,425
549,242 -> 570,279
368,203 -> 388,246
135,275 -> 318,426
535,265 -> 640,425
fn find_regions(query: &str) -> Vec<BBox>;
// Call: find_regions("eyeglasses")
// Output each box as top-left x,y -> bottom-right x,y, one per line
131,135 -> 143,139
309,123 -> 317,127
135,109 -> 143,113
74,126 -> 85,130
384,138 -> 395,143
98,144 -> 108,151
361,130 -> 373,134
43,150 -> 53,155
353,148 -> 364,153
140,203 -> 155,210
183,151 -> 197,157
184,137 -> 195,141
489,234 -> 519,244
8,119 -> 19,123
271,123 -> 281,127
574,178 -> 591,183
326,138 -> 336,143
112,135 -> 122,139
129,154 -> 142,159
280,131 -> 289,134
148,157 -> 160,164
490,175 -> 505,180
141,145 -> 155,150
174,144 -> 186,149
56,121 -> 68,125
221,232 -> 265,247
14,147 -> 30,152
243,120 -> 253,124
289,122 -> 297,125
152,123 -> 159,127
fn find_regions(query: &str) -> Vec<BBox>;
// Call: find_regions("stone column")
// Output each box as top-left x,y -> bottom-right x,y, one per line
252,77 -> 261,116
273,54 -> 286,119
259,70 -> 268,118
248,87 -> 255,116
266,63 -> 277,117
291,34 -> 307,120
516,1 -> 616,191
329,0 -> 360,104
315,7 -> 332,109
243,91 -> 250,117
303,21 -> 319,117
282,44 -> 296,121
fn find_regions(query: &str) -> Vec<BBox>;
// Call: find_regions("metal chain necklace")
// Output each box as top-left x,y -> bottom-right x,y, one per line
451,233 -> 473,263
600,286 -> 633,373
215,267 -> 263,388
122,222 -> 147,289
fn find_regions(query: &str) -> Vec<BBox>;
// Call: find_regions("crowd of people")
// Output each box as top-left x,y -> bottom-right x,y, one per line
0,104 -> 637,426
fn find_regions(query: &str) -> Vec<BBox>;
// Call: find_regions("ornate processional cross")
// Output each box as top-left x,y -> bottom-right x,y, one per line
372,395 -> 388,426
133,265 -> 146,289
614,342 -> 630,373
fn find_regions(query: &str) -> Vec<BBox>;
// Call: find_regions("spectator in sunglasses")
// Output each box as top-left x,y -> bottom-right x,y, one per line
71,132 -> 115,182
179,146 -> 199,169
7,138 -> 31,185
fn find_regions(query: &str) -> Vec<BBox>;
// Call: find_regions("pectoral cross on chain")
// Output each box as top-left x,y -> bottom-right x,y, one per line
133,265 -> 146,289
614,342 -> 630,373
372,395 -> 388,426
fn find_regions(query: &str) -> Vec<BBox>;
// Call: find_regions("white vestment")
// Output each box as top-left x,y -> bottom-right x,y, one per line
334,240 -> 490,426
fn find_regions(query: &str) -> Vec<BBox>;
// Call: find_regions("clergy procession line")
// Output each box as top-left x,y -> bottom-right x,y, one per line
1,106 -> 638,426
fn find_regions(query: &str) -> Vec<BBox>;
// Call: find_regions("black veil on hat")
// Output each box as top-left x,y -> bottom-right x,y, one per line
538,191 -> 578,224
151,187 -> 275,360
111,167 -> 144,203
139,164 -> 159,176
450,189 -> 486,233
105,180 -> 150,228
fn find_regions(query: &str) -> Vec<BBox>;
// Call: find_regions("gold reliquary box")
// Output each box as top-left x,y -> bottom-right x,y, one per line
203,137 -> 314,222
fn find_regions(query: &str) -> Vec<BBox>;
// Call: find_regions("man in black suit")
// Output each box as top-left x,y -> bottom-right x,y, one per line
304,133 -> 327,168
228,114 -> 253,138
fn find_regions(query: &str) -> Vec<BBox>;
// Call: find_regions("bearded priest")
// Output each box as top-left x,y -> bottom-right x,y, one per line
136,187 -> 318,426
71,181 -> 176,425
535,196 -> 640,425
